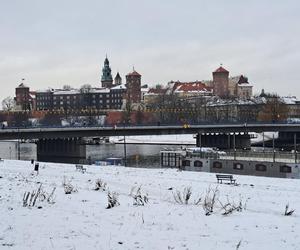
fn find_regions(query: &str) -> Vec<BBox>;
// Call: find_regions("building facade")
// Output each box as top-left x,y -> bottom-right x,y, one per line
126,70 -> 142,104
35,87 -> 126,111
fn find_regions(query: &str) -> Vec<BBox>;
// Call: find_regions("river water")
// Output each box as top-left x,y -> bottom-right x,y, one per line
0,141 -> 180,168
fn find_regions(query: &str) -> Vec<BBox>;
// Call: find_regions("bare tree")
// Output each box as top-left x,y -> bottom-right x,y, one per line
62,85 -> 72,90
2,96 -> 15,111
80,84 -> 92,94
258,94 -> 288,122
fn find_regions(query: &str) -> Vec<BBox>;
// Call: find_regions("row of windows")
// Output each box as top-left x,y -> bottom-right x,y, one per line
182,160 -> 293,173
51,104 -> 122,109
212,161 -> 292,173
161,154 -> 181,167
183,160 -> 203,168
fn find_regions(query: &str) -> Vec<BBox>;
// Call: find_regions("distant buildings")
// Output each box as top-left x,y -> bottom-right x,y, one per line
13,60 -> 257,114
212,66 -> 253,99
35,57 -> 128,111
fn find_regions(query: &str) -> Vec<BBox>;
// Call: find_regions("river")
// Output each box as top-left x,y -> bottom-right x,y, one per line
0,141 -> 182,168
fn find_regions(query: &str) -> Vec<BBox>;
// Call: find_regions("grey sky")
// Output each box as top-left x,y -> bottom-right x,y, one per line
0,0 -> 299,102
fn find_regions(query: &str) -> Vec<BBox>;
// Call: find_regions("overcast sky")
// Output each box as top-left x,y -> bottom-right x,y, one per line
0,0 -> 299,101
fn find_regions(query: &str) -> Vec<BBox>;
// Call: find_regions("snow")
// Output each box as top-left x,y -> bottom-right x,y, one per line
110,134 -> 195,145
1,159 -> 300,249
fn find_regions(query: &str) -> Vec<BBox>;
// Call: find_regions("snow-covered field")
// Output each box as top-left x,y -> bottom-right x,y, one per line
1,160 -> 299,250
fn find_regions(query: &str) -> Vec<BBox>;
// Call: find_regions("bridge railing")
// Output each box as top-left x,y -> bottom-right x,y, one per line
224,150 -> 299,164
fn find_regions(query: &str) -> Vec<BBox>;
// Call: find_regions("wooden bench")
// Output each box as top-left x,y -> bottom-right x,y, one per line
75,164 -> 86,173
216,174 -> 236,184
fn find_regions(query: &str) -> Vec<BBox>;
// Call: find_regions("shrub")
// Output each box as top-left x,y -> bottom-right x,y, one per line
202,186 -> 219,216
284,203 -> 295,216
106,191 -> 120,209
173,187 -> 192,205
94,179 -> 107,191
130,186 -> 148,206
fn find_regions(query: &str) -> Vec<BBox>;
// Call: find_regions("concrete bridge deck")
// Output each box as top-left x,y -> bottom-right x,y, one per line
1,123 -> 300,140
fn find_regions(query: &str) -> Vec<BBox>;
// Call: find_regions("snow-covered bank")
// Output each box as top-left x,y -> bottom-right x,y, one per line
0,160 -> 299,250
109,133 -> 277,145
110,134 -> 195,145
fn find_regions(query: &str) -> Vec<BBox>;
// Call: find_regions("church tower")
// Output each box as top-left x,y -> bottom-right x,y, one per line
114,72 -> 122,85
101,56 -> 113,88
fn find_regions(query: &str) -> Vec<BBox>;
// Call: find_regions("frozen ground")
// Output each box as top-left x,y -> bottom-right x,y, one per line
0,160 -> 299,250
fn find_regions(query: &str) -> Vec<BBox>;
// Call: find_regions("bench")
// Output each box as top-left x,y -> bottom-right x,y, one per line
75,164 -> 86,173
216,174 -> 236,184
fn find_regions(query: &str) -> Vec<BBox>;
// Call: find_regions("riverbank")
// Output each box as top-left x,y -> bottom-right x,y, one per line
0,159 -> 299,249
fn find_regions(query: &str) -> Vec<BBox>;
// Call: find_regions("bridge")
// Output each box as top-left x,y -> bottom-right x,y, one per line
1,123 -> 300,164
1,123 -> 300,140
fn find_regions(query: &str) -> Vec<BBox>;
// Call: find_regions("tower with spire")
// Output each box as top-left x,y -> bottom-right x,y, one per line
114,72 -> 122,85
101,56 -> 113,88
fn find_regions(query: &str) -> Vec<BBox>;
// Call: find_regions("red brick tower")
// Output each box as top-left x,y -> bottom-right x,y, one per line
15,82 -> 31,110
212,65 -> 229,98
126,69 -> 141,103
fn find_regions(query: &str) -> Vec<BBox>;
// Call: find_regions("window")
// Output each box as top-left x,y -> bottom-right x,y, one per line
183,160 -> 190,167
233,163 -> 243,170
213,161 -> 222,168
256,164 -> 267,172
280,165 -> 292,173
194,161 -> 203,168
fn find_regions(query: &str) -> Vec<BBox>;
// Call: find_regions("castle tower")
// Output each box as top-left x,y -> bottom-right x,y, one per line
15,80 -> 31,111
114,72 -> 122,85
101,56 -> 113,88
126,69 -> 141,103
212,65 -> 229,98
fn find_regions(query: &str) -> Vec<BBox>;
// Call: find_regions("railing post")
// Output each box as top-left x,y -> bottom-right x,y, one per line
262,132 -> 265,153
123,123 -> 127,167
233,133 -> 236,160
272,134 -> 275,163
294,133 -> 297,164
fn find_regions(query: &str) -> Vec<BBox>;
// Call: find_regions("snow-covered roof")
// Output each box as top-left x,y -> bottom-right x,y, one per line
282,96 -> 298,104
35,88 -> 54,93
173,82 -> 213,93
111,84 -> 126,90
238,83 -> 253,87
53,89 -> 81,95
89,88 -> 110,94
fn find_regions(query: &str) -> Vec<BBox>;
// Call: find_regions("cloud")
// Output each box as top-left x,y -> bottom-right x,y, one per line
0,0 -> 299,101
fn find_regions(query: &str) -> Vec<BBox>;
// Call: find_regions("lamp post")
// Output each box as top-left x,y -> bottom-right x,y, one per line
123,122 -> 127,167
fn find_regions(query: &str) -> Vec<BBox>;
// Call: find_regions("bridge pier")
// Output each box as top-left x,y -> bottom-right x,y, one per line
37,138 -> 86,164
196,133 -> 251,149
276,132 -> 300,150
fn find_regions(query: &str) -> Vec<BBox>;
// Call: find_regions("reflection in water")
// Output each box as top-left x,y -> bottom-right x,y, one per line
0,141 -> 180,168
